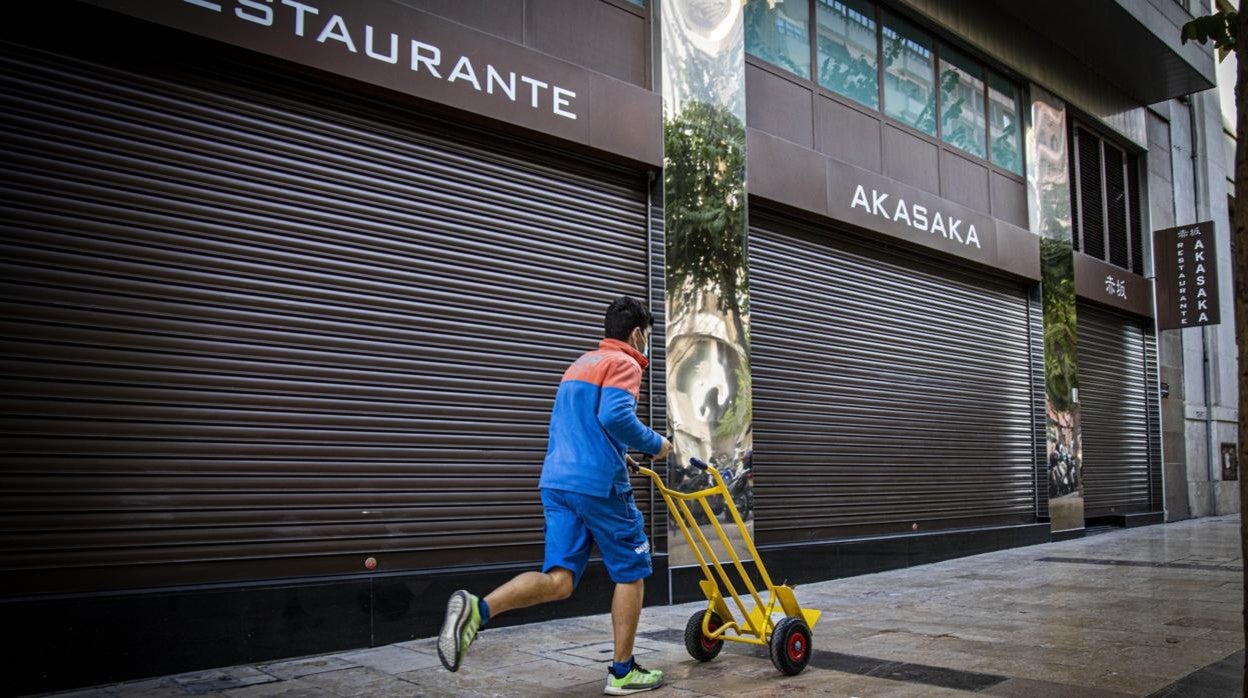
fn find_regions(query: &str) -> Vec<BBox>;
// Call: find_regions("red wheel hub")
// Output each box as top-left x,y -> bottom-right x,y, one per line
701,622 -> 720,651
787,631 -> 806,661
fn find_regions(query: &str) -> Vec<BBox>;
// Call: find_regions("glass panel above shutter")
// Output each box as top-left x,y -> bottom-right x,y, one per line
882,12 -> 936,136
939,43 -> 987,159
746,0 -> 812,79
816,0 -> 879,109
988,72 -> 1023,175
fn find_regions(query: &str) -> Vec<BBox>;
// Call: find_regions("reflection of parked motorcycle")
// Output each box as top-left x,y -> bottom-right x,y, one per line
671,448 -> 753,524
721,449 -> 752,523
673,458 -> 721,524
1048,443 -> 1077,497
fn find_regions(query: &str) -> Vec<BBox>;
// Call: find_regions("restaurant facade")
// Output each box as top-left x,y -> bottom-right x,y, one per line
0,0 -> 1223,692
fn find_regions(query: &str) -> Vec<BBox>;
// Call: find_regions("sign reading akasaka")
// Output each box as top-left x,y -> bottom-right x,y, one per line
1154,221 -> 1221,330
826,158 -> 999,266
850,185 -> 982,248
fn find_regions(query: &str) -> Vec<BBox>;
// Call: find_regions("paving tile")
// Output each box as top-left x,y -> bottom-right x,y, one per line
297,666 -> 421,697
106,681 -> 189,698
331,645 -> 440,674
170,667 -> 276,695
218,678 -> 339,697
984,677 -> 1135,697
256,656 -> 358,681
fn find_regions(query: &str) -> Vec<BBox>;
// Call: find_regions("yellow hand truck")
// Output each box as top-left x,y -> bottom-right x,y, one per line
633,457 -> 821,675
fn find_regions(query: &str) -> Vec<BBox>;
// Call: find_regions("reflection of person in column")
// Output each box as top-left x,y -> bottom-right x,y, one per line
437,296 -> 673,696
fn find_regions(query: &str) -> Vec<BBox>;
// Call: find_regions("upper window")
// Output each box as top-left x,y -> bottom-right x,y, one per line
988,73 -> 1023,175
745,0 -> 812,80
815,0 -> 878,109
938,44 -> 986,159
882,12 -> 935,136
746,0 -> 1024,177
1071,124 -> 1144,275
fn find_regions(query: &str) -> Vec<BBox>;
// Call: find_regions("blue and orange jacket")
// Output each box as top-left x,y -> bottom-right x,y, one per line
539,338 -> 664,498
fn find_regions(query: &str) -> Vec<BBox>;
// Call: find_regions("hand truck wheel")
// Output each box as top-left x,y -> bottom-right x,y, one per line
684,610 -> 724,662
768,617 -> 812,675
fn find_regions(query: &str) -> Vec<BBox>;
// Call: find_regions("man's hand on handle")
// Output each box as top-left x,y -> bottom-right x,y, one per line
655,436 -> 672,460
626,437 -> 672,474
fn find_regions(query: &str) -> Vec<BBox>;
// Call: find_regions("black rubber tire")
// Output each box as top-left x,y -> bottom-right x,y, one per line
684,610 -> 724,662
768,617 -> 812,675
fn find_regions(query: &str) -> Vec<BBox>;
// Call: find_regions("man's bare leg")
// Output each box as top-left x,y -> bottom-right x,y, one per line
484,568 -> 574,617
611,579 -> 644,663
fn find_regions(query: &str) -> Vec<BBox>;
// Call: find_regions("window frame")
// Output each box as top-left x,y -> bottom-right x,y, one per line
1069,118 -> 1145,274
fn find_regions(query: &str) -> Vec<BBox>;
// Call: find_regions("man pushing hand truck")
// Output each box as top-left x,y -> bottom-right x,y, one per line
437,296 -> 672,696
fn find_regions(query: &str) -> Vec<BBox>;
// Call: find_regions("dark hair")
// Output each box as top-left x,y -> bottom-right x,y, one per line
603,296 -> 653,341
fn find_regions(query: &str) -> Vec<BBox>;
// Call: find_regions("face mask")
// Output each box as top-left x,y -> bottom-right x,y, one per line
633,329 -> 650,358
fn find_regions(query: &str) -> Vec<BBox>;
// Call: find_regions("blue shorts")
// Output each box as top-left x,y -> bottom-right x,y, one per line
540,486 -> 652,585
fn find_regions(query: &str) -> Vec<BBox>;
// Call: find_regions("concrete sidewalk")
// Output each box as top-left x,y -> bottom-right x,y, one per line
45,515 -> 1243,697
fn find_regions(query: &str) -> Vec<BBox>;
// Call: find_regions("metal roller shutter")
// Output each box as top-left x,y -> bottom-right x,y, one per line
750,213 -> 1039,543
0,40 -> 655,595
1076,303 -> 1156,517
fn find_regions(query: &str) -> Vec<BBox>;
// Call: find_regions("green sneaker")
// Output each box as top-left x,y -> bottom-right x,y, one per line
437,590 -> 480,672
604,660 -> 664,695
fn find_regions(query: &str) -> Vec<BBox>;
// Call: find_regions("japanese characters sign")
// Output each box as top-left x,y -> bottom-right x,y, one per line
1072,253 -> 1151,318
1154,221 -> 1220,330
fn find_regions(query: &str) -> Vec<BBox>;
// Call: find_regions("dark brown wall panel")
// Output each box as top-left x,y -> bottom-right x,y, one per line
747,128 -> 828,216
817,96 -> 882,173
394,0 -> 525,44
883,124 -> 939,194
526,0 -> 648,87
939,149 -> 991,214
746,63 -> 814,149
991,171 -> 1028,228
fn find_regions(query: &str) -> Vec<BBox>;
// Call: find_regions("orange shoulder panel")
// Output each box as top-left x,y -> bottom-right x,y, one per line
599,355 -> 642,398
561,350 -> 610,384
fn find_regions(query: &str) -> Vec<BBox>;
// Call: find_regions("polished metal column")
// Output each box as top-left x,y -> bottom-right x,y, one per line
1026,84 -> 1084,532
659,0 -> 751,565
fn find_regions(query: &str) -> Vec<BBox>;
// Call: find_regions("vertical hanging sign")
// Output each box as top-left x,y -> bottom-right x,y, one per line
1153,221 -> 1220,330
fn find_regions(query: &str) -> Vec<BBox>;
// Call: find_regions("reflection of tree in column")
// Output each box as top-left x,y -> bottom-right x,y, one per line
664,101 -> 747,323
1040,236 -> 1080,497
663,99 -> 751,442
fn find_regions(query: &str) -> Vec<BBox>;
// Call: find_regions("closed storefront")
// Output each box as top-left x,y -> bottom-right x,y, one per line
750,212 -> 1042,543
1076,302 -> 1162,518
4,0 -> 1210,693
1,26 -> 655,595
